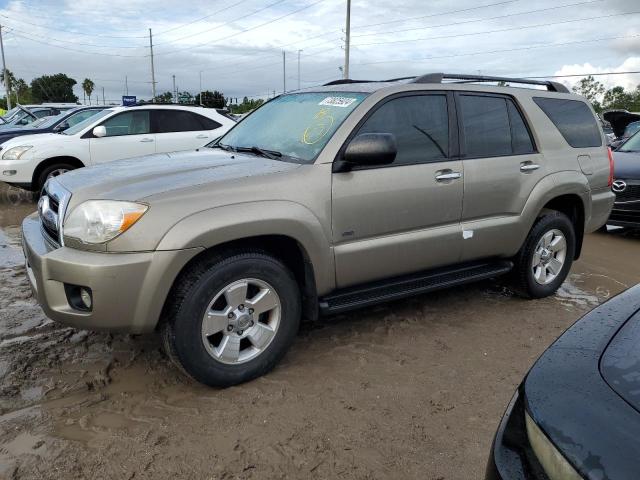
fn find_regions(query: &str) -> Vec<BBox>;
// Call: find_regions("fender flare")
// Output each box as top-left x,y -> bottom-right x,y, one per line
156,200 -> 335,294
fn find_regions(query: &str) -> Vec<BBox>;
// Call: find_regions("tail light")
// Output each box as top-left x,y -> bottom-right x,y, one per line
607,147 -> 614,187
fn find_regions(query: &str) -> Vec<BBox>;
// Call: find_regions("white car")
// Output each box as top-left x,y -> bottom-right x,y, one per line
0,105 -> 235,191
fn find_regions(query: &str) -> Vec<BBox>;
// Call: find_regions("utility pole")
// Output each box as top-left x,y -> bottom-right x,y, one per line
172,75 -> 176,103
344,0 -> 351,79
125,76 -> 129,96
199,71 -> 203,106
0,25 -> 12,110
149,28 -> 157,100
102,87 -> 105,105
297,50 -> 302,91
282,50 -> 286,94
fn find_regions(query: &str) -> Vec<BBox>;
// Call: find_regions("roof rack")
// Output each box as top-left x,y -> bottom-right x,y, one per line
411,73 -> 570,93
323,73 -> 570,93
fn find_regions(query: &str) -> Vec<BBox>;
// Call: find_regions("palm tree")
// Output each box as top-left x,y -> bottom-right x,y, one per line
2,68 -> 16,103
82,78 -> 95,105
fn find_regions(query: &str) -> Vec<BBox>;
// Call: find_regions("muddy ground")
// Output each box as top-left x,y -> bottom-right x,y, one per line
0,182 -> 638,480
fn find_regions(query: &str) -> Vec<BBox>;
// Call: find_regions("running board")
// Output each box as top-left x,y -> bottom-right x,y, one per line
319,260 -> 513,315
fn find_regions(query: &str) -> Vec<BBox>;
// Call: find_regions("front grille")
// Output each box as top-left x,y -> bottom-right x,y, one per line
38,180 -> 71,248
614,184 -> 640,202
613,179 -> 640,203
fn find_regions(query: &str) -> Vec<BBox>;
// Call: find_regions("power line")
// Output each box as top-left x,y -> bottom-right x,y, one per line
154,0 -> 289,46
5,30 -> 148,57
352,0 -> 602,39
0,13 -> 147,39
354,33 -> 640,67
351,10 -> 640,48
153,0 -> 254,36
155,0 -> 327,56
0,23 -> 147,49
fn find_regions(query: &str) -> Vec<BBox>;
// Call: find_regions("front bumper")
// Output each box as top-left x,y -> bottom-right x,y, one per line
607,201 -> 640,228
21,213 -> 201,333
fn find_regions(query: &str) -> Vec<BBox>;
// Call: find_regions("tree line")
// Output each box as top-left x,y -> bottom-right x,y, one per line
571,75 -> 640,113
0,70 -> 264,113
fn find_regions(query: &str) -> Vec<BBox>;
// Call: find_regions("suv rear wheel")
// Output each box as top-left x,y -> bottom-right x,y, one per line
162,251 -> 301,387
512,211 -> 576,298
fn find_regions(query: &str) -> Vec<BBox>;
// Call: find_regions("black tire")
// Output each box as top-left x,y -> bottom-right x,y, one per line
162,250 -> 301,387
36,163 -> 77,191
511,211 -> 576,299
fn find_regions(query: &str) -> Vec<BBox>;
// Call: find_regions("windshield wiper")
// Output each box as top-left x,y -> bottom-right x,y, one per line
210,142 -> 234,152
235,146 -> 282,160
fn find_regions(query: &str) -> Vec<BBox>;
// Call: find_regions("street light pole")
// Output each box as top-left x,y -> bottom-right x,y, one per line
199,71 -> 203,106
282,50 -> 286,93
149,28 -> 157,100
0,25 -> 12,110
297,49 -> 302,91
344,0 -> 351,79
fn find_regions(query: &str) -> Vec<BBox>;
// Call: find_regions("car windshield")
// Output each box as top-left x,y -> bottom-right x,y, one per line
618,130 -> 640,152
26,115 -> 60,128
62,109 -> 113,135
624,121 -> 640,137
31,112 -> 66,129
211,92 -> 369,163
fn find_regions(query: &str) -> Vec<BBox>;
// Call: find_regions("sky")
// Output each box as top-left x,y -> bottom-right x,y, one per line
0,0 -> 639,104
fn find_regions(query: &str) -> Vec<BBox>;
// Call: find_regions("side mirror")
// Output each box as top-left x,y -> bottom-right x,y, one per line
92,126 -> 107,138
335,133 -> 397,172
53,122 -> 69,132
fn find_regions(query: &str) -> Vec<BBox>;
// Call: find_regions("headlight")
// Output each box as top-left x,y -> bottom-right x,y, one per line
525,411 -> 582,480
2,145 -> 32,160
63,200 -> 148,244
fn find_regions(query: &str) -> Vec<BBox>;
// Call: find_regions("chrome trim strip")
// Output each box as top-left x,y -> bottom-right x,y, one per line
41,179 -> 72,247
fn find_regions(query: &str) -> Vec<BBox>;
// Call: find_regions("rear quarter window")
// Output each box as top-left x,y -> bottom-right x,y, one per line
533,97 -> 602,148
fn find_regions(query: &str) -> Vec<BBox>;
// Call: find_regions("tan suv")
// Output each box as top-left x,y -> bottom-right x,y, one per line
21,73 -> 615,387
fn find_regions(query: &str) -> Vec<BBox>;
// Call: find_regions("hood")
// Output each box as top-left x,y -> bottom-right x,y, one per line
1,132 -> 67,149
601,308 -> 640,415
524,285 -> 640,479
56,148 -> 301,201
612,151 -> 640,180
603,110 -> 640,138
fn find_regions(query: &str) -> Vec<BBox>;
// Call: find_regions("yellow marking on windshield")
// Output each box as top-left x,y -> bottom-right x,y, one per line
302,108 -> 335,145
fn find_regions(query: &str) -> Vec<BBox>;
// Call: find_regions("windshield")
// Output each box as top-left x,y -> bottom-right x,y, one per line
2,106 -> 21,120
32,112 -> 66,129
618,130 -> 640,152
27,115 -> 59,128
213,92 -> 369,163
63,109 -> 113,135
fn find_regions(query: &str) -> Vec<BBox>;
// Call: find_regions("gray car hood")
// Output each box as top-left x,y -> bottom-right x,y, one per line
612,151 -> 640,180
56,149 -> 301,201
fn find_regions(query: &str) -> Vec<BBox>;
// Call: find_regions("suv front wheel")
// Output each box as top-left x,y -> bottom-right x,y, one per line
162,251 -> 301,387
512,211 -> 576,298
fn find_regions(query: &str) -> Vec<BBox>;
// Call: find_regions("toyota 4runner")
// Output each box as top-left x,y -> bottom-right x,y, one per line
21,73 -> 615,387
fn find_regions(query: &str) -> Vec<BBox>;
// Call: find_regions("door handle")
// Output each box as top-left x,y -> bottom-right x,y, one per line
520,163 -> 540,172
435,172 -> 462,181
140,138 -> 154,143
196,134 -> 208,139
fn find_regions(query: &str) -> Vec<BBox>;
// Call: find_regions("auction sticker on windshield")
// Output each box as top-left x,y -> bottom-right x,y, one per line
319,96 -> 358,108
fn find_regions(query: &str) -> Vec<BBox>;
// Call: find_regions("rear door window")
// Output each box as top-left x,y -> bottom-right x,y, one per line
458,94 -> 535,158
154,110 -> 220,133
533,97 -> 601,148
356,94 -> 449,165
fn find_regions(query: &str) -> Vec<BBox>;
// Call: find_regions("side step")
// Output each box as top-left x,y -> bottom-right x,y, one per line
319,260 -> 513,315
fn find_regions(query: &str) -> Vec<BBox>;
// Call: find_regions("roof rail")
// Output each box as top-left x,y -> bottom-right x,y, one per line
323,79 -> 378,86
411,73 -> 570,93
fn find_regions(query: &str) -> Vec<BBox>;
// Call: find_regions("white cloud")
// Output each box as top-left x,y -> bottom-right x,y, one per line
554,57 -> 640,91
